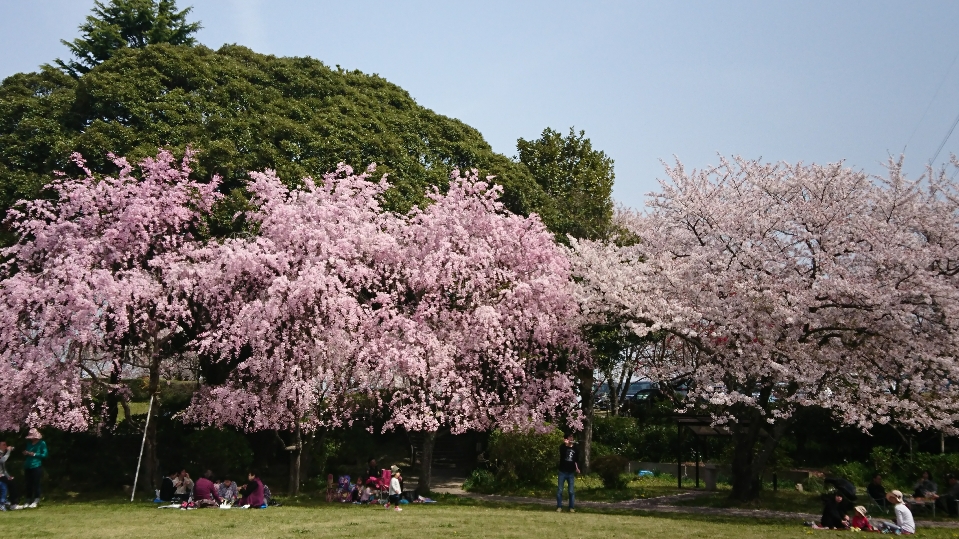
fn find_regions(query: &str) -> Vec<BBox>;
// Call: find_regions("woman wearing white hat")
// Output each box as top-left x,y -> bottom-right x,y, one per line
22,429 -> 47,508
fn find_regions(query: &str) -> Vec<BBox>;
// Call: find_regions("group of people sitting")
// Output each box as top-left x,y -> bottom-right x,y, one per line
867,471 -> 959,517
159,469 -> 271,508
819,489 -> 915,534
338,458 -> 405,510
815,470 -> 959,534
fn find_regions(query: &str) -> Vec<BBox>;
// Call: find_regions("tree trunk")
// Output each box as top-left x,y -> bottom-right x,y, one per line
417,430 -> 436,494
105,364 -> 121,429
143,355 -> 161,491
578,368 -> 595,473
288,426 -> 302,496
729,416 -> 790,502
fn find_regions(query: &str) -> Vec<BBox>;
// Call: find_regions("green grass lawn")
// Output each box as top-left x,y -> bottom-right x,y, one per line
2,500 -> 955,539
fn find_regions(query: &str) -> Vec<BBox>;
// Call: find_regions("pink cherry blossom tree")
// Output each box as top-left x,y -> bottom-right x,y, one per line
181,167 -> 583,493
0,149 -> 221,489
569,156 -> 959,501
372,171 -> 583,492
176,164 -> 400,494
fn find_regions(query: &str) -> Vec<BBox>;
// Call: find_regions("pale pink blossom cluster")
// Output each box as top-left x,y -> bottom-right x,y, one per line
0,150 -> 221,431
569,156 -> 959,431
181,166 -> 583,434
0,150 -> 583,436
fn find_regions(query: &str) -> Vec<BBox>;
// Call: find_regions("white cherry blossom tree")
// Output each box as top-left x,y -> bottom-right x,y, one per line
569,156 -> 959,500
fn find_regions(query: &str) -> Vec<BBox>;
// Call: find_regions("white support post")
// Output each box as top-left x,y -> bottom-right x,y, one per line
130,395 -> 154,502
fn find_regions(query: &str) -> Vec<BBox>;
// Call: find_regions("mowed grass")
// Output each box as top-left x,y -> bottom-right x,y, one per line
0,502 -> 957,539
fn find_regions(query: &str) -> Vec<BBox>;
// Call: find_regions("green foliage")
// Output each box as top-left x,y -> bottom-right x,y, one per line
462,468 -> 497,492
898,452 -> 959,483
517,127 -> 614,241
488,427 -> 564,487
870,446 -> 895,477
592,410 -> 681,463
591,454 -> 629,489
827,461 -> 873,485
592,416 -> 641,457
55,0 -> 201,76
0,43 -> 555,237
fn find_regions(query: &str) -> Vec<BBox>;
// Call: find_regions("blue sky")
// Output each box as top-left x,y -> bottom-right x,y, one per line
3,1 -> 959,209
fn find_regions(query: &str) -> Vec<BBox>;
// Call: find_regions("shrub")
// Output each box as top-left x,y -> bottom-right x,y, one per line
463,469 -> 496,492
827,461 -> 873,485
899,452 -> 959,484
870,447 -> 895,477
592,416 -> 641,458
488,427 -> 564,487
592,454 -> 630,489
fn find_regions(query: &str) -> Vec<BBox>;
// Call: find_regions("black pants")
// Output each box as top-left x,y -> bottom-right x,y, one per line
24,467 -> 42,501
937,495 -> 959,517
0,477 -> 16,505
388,494 -> 400,506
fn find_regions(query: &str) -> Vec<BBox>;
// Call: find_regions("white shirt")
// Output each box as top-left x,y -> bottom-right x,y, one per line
390,477 -> 401,495
894,503 -> 915,534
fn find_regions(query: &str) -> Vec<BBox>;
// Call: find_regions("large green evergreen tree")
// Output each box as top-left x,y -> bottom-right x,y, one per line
517,127 -> 615,241
55,0 -> 201,77
0,44 -> 555,237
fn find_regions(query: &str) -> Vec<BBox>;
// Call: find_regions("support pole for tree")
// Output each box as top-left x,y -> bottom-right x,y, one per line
695,439 -> 700,489
130,395 -> 154,502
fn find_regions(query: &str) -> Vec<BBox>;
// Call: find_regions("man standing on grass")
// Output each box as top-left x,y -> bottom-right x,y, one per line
557,433 -> 580,513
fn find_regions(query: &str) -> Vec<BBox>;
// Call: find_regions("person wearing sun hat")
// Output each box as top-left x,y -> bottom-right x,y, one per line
851,505 -> 875,531
22,428 -> 47,508
883,490 -> 915,534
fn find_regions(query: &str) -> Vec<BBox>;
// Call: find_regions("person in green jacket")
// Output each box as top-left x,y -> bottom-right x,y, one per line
22,429 -> 46,508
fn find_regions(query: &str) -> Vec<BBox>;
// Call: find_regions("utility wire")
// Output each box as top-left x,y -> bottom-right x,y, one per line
929,108 -> 959,166
906,48 -> 959,152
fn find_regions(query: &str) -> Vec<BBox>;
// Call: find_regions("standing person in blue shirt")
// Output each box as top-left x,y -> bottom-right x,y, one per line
22,429 -> 46,508
557,433 -> 580,513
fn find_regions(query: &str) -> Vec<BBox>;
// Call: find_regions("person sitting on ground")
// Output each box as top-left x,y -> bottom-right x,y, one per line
851,506 -> 875,531
0,440 -> 17,510
883,490 -> 916,534
867,473 -> 887,508
159,470 -> 179,502
238,471 -> 265,508
820,491 -> 849,529
217,478 -> 238,503
937,473 -> 959,517
360,485 -> 373,504
913,470 -> 938,499
193,470 -> 221,507
173,470 -> 194,502
386,469 -> 402,512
